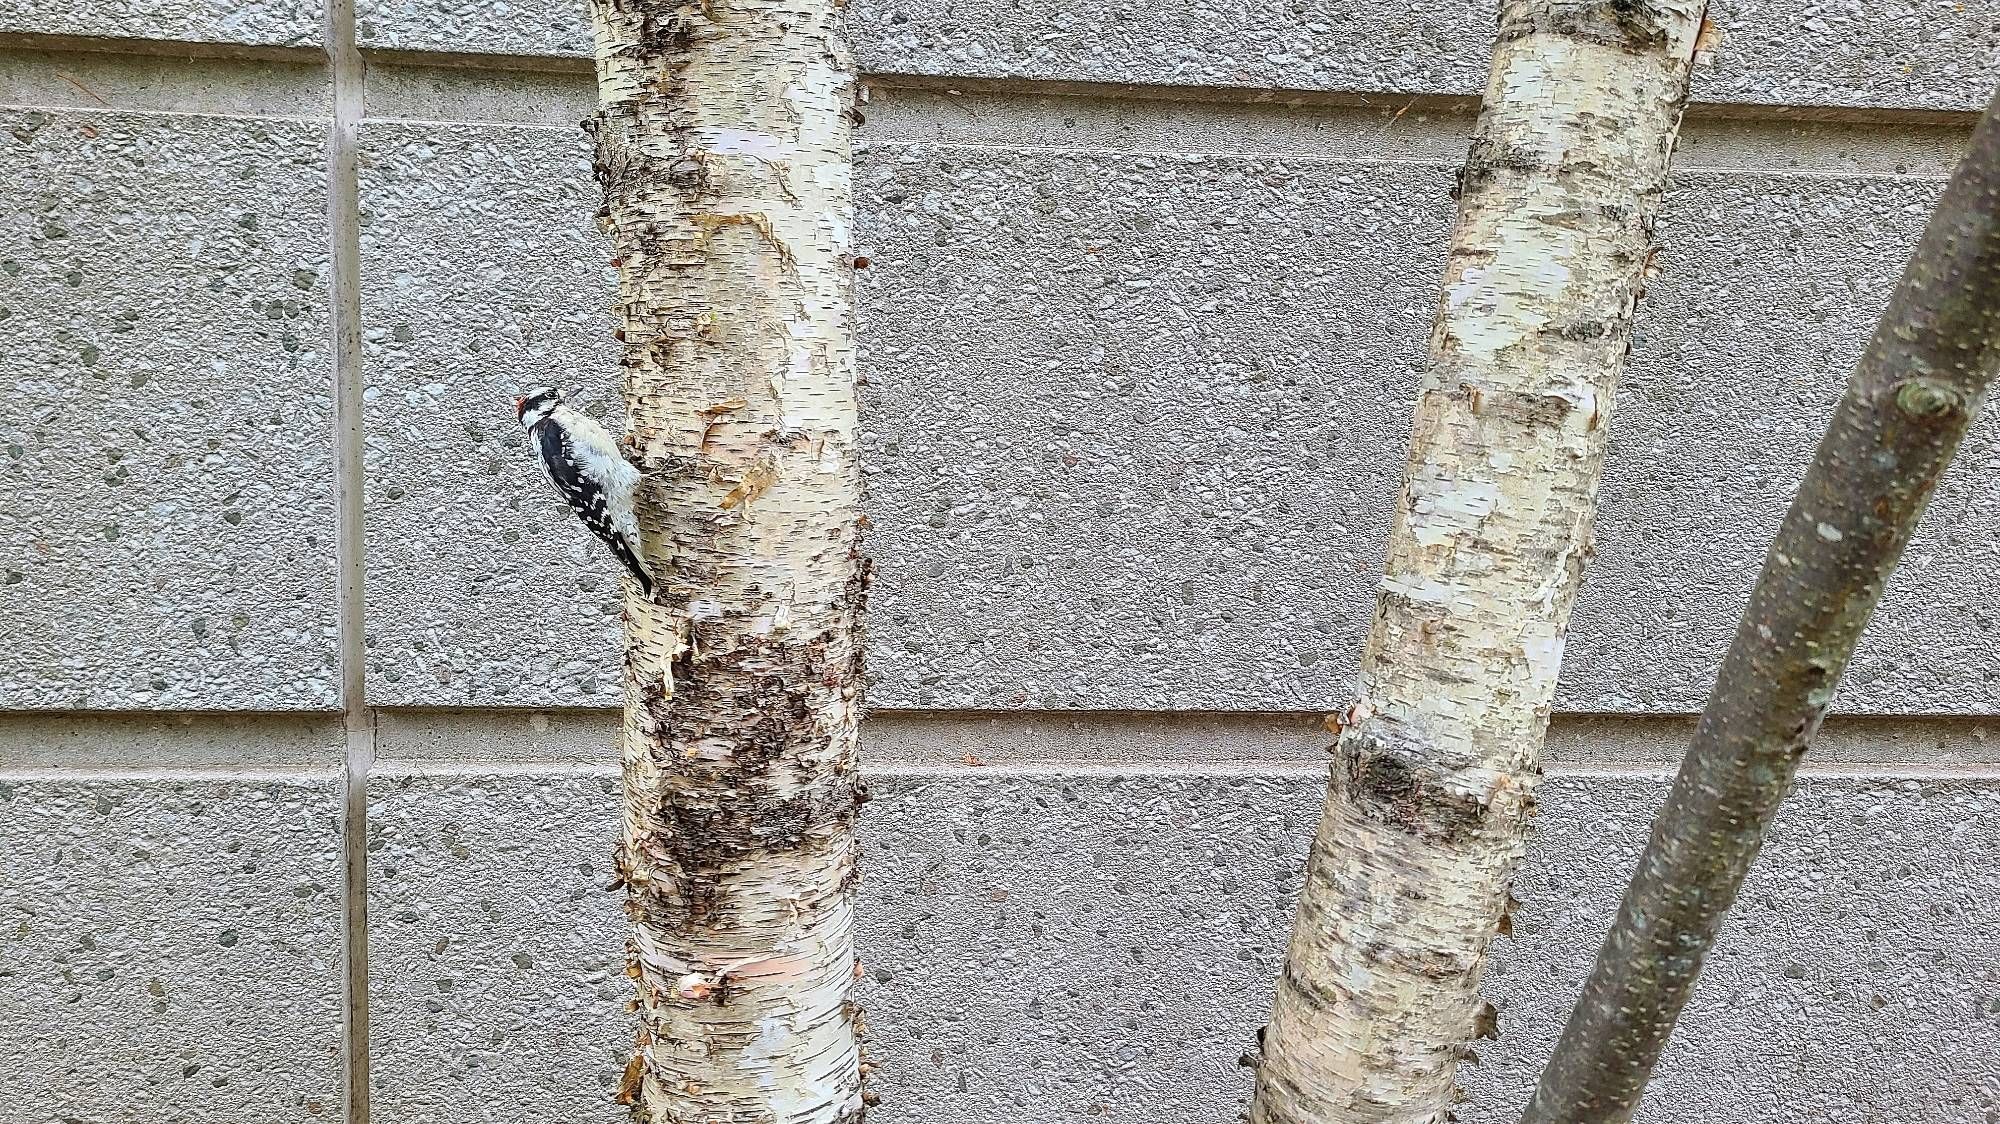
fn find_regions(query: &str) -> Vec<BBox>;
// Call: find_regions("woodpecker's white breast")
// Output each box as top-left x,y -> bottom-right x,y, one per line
552,405 -> 639,531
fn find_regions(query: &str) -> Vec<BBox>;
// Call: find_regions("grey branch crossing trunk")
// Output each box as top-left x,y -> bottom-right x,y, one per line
583,0 -> 871,1120
1519,84 -> 2000,1124
1249,3 -> 1707,1122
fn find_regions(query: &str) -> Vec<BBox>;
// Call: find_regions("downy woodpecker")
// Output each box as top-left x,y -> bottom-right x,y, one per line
515,386 -> 655,599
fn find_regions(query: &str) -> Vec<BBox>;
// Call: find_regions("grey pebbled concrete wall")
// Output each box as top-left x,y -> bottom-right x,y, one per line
357,120 -> 622,707
352,0 -> 2000,113
7,6 -> 2000,1124
860,156 -> 2000,713
364,755 -> 2000,1124
0,108 -> 342,711
0,767 -> 348,1121
2,0 -> 322,50
0,716 -> 350,1121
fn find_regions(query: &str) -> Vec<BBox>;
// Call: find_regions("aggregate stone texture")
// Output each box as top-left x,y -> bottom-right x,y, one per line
357,123 -> 2000,712
0,109 -> 341,710
351,0 -> 2000,113
857,149 -> 1439,711
366,769 -> 630,1118
1562,172 -> 2000,713
1462,774 -> 2000,1123
365,767 -> 2000,1124
356,121 -> 626,706
0,772 -> 347,1121
0,0 -> 321,49
866,157 -> 1997,713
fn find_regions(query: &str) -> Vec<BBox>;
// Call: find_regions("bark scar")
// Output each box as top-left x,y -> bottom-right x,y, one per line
693,211 -> 796,266
1338,716 -> 1501,845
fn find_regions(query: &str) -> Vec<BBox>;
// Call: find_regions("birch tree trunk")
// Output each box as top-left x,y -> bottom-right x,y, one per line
1250,4 -> 1706,1122
584,0 -> 869,1120
1520,83 -> 2000,1124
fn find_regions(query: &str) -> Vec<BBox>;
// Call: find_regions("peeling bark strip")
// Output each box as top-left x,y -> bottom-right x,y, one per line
583,0 -> 868,1120
1520,85 -> 2000,1124
1249,4 -> 1706,1123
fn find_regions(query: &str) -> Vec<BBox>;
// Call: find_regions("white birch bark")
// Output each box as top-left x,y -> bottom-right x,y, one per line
1249,4 -> 1708,1122
583,0 -> 869,1120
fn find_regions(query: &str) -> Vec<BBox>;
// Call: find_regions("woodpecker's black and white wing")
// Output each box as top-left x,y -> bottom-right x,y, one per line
532,405 -> 655,598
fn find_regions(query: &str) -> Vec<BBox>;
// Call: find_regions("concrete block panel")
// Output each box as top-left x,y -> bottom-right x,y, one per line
354,0 -> 583,61
365,768 -> 628,1120
355,121 -> 623,707
858,149 -> 1441,711
357,126 -> 2000,712
365,764 -> 2000,1124
862,157 -> 1998,712
1,0 -> 322,49
352,0 -> 2000,112
1562,172 -> 2000,713
1464,772 -> 2000,1123
0,770 -> 347,1121
0,109 -> 341,710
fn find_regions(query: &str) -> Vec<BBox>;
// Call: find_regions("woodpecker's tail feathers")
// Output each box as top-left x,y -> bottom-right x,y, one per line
626,567 -> 657,601
610,537 -> 657,600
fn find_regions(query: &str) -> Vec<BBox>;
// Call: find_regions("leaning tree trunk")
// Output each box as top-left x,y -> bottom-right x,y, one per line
584,0 -> 869,1121
1250,4 -> 1707,1122
1519,83 -> 2000,1124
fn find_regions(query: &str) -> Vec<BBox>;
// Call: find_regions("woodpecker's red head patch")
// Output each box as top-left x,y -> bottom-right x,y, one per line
515,387 -> 561,427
